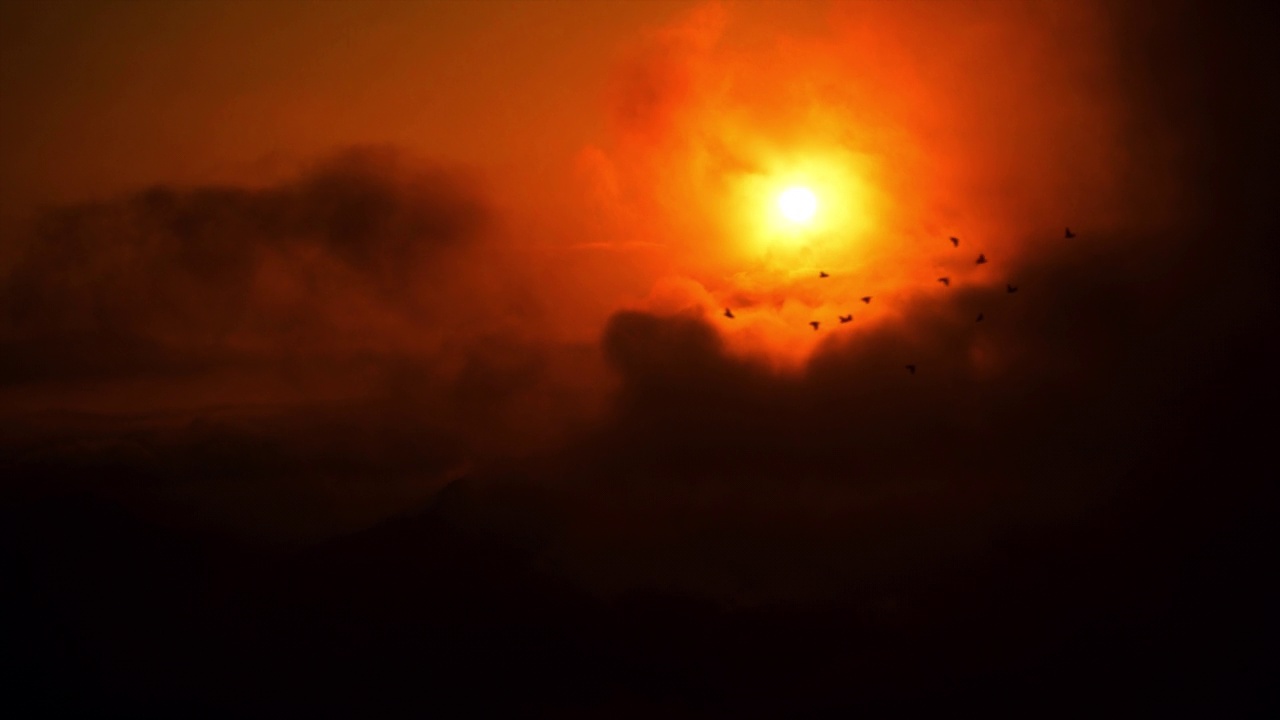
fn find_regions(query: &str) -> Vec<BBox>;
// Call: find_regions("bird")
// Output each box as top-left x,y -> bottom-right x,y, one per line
976,253 -> 987,265
723,308 -> 735,319
839,314 -> 853,323
861,296 -> 872,304
1007,284 -> 1018,293
950,236 -> 959,247
809,321 -> 821,331
938,277 -> 950,287
819,271 -> 830,278
976,312 -> 984,322
1065,227 -> 1076,239
906,364 -> 916,375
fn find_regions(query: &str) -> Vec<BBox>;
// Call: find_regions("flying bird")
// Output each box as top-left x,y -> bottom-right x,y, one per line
1007,284 -> 1018,293
809,321 -> 821,331
819,271 -> 829,278
950,237 -> 959,247
1065,227 -> 1076,239
724,308 -> 735,319
976,254 -> 987,265
906,364 -> 916,375
938,277 -> 950,287
861,296 -> 872,304
839,314 -> 853,323
976,312 -> 984,322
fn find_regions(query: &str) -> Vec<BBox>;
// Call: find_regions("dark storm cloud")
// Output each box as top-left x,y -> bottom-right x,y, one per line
435,219 -> 1275,604
582,222 -> 1244,490
0,146 -> 486,385
0,145 -> 602,540
487,234 -> 1216,600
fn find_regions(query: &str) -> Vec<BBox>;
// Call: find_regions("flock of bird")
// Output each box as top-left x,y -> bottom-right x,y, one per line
723,227 -> 1078,374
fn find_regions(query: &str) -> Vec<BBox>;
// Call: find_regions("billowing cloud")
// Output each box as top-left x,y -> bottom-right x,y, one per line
2,147 -> 487,382
0,146 -> 607,539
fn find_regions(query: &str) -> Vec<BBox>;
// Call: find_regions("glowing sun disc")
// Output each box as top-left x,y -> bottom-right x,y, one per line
778,186 -> 817,223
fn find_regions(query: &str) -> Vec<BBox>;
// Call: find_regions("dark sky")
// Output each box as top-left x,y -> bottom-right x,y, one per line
2,0 -> 1277,715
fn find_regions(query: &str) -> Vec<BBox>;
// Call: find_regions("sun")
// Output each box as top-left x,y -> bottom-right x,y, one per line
777,186 -> 818,224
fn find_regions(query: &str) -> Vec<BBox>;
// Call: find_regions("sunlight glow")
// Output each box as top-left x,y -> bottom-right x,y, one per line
778,186 -> 818,224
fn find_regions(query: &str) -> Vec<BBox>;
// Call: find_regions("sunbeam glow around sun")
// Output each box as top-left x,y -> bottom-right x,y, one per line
778,186 -> 818,223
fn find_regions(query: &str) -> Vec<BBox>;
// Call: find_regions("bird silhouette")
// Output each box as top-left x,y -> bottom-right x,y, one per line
724,308 -> 735,319
976,254 -> 987,265
976,312 -> 984,322
819,271 -> 830,278
938,277 -> 950,287
1007,284 -> 1018,293
906,364 -> 916,375
839,314 -> 853,323
861,296 -> 872,304
809,321 -> 821,331
1065,227 -> 1075,239
950,237 -> 959,247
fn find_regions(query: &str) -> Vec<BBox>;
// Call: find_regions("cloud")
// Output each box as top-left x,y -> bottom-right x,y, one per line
0,146 -> 609,540
0,146 -> 490,384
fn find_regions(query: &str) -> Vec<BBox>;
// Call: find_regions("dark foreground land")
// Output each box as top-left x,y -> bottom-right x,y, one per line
3,442 -> 1275,718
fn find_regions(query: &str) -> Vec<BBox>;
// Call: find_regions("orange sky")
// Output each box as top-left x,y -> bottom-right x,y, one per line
572,0 -> 1145,367
0,1 -> 683,216
0,0 -> 1178,412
